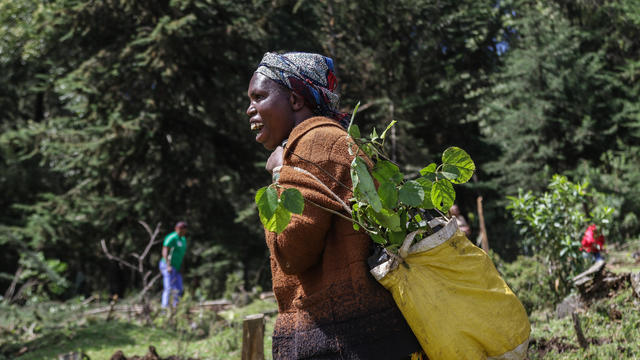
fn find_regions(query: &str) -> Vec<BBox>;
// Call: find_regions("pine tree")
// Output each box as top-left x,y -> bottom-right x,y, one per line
479,0 -> 640,249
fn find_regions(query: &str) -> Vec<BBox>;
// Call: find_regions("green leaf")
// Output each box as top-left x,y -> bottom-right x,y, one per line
398,180 -> 424,207
388,230 -> 406,246
431,180 -> 455,212
368,207 -> 401,231
378,182 -> 398,209
370,127 -> 379,142
380,120 -> 397,140
348,124 -> 361,139
352,204 -> 365,230
359,144 -> 375,158
419,163 -> 437,176
351,156 -> 382,212
281,188 -> 304,214
441,147 -> 475,184
265,205 -> 292,234
440,164 -> 461,180
371,233 -> 386,245
255,186 -> 267,204
399,208 -> 408,231
256,186 -> 279,225
352,202 -> 360,212
419,163 -> 437,181
372,160 -> 403,185
416,178 -> 434,209
347,101 -> 361,132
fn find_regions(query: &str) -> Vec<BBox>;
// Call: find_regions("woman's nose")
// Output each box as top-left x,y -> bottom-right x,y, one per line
246,104 -> 256,117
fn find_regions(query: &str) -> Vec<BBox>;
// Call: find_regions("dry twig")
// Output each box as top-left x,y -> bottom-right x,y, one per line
100,221 -> 162,324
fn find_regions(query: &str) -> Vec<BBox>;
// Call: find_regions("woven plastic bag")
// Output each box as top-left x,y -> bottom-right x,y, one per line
370,218 -> 530,360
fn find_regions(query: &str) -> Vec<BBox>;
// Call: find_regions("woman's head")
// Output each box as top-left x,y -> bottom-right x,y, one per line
246,52 -> 348,150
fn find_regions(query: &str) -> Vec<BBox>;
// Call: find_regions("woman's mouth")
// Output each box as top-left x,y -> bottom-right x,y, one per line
252,122 -> 265,143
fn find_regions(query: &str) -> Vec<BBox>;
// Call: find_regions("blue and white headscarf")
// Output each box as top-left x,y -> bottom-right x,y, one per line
255,52 -> 350,128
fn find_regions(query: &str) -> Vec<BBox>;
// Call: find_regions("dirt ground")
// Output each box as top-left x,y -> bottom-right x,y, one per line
110,346 -> 199,360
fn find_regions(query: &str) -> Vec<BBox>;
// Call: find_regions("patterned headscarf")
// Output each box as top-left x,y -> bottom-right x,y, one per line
255,52 -> 350,128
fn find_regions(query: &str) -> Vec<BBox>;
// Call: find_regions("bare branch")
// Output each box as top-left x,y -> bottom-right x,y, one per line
3,266 -> 23,303
101,239 -> 137,272
12,279 -> 37,302
143,270 -> 152,284
101,221 -> 165,324
288,166 -> 352,214
138,220 -> 154,238
139,222 -> 162,261
135,273 -> 162,301
306,199 -> 373,233
356,97 -> 392,113
287,150 -> 352,192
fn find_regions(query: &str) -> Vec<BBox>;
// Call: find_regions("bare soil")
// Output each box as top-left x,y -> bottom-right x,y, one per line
529,336 -> 612,358
110,346 -> 199,360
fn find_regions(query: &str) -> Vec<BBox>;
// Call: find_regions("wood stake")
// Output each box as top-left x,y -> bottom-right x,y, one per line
477,196 -> 490,253
572,312 -> 589,349
242,314 -> 265,360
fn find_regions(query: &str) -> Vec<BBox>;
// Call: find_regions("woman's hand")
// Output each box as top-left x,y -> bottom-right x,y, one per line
266,145 -> 284,174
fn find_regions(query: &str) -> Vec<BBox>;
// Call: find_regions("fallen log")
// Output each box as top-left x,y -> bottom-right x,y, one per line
572,260 -> 630,302
83,299 -> 232,317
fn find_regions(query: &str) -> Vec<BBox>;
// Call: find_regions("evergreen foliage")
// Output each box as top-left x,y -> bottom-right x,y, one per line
1,0 -> 638,300
479,0 -> 640,251
1,0 -> 274,299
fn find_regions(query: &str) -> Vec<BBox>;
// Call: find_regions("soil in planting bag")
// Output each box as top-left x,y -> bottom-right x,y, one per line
370,217 -> 530,360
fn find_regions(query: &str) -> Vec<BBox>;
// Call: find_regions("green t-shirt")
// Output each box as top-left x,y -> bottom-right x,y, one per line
162,231 -> 187,271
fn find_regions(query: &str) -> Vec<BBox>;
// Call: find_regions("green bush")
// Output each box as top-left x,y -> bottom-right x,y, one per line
506,174 -> 614,299
499,256 -> 556,313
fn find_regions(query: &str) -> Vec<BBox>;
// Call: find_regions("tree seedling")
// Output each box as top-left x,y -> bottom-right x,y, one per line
256,102 -> 475,253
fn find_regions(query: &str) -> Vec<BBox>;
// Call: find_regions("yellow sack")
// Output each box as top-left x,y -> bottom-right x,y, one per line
370,218 -> 530,360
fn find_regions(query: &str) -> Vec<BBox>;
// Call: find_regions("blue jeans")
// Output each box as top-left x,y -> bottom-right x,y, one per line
582,251 -> 604,262
159,260 -> 183,308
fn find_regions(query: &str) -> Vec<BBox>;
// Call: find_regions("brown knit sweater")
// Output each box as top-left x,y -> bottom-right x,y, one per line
265,117 -> 420,359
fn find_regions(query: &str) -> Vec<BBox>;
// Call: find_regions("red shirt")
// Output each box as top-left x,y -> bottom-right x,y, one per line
580,224 -> 605,253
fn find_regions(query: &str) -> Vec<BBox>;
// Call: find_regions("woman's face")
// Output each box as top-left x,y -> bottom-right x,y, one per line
246,73 -> 295,150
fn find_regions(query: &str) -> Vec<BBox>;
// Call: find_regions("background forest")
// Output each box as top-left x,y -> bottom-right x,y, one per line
1,0 -> 639,310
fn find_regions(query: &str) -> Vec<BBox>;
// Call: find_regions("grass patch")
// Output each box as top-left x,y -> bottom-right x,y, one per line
4,245 -> 639,360
498,244 -> 640,359
1,299 -> 277,360
607,237 -> 640,274
527,287 -> 640,359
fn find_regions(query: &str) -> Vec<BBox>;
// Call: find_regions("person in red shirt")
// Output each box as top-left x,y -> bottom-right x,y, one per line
580,224 -> 605,261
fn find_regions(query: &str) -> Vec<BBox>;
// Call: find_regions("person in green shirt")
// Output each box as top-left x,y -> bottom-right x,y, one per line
159,221 -> 188,308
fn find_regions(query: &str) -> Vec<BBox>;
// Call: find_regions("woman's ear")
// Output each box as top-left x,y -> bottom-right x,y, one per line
289,91 -> 306,112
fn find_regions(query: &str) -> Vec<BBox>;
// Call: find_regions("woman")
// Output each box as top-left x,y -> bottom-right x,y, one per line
247,52 -> 422,359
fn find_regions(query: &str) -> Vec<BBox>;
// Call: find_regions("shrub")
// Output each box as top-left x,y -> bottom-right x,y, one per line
499,256 -> 556,313
506,174 -> 614,299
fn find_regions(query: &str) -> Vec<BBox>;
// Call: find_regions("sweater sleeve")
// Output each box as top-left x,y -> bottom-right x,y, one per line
266,125 -> 353,275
